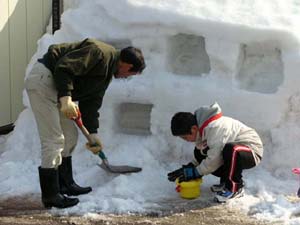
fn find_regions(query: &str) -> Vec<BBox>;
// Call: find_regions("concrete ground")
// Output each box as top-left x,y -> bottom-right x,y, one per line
0,195 -> 277,225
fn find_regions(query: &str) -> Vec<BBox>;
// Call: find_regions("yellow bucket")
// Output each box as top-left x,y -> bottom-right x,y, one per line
175,178 -> 202,199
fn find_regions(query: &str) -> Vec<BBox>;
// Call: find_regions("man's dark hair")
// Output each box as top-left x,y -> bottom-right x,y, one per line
120,47 -> 146,73
171,112 -> 197,136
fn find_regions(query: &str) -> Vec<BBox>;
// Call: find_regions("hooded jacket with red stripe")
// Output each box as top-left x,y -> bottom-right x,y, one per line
192,102 -> 263,176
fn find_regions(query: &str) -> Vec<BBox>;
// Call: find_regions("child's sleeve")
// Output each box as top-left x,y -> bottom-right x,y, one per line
196,126 -> 229,175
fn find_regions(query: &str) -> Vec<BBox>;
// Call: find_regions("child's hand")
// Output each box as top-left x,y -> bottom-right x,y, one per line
179,165 -> 202,183
167,162 -> 196,182
168,167 -> 184,182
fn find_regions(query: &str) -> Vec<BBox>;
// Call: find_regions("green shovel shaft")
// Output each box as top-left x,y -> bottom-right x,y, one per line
98,150 -> 107,160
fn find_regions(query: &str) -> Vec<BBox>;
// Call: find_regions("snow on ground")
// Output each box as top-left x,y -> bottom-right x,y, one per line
1,0 -> 300,224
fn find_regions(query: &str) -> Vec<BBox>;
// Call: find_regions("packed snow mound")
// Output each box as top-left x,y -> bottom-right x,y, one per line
1,0 -> 300,223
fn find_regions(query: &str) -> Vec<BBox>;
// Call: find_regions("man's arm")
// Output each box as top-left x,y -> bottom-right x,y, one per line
78,94 -> 103,134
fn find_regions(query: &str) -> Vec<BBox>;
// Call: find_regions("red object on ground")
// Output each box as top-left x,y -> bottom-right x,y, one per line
292,168 -> 300,175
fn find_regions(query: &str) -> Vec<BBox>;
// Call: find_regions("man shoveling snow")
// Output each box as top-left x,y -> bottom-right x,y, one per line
25,38 -> 145,209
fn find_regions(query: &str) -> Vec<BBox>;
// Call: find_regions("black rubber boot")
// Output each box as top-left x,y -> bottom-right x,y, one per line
59,156 -> 92,196
38,167 -> 79,209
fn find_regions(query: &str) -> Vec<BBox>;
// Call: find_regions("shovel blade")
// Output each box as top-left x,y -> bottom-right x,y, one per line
98,161 -> 142,174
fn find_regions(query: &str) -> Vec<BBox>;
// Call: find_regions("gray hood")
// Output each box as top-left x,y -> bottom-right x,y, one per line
194,102 -> 222,128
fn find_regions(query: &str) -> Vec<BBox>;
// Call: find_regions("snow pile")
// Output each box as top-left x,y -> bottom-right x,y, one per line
1,0 -> 300,223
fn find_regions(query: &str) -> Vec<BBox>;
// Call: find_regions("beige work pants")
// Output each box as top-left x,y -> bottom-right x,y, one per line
25,62 -> 78,168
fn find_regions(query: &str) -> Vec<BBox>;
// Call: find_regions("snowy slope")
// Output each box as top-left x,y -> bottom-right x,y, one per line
1,0 -> 300,223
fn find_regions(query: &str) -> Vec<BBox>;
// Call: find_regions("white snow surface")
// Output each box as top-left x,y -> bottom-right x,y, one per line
1,0 -> 300,223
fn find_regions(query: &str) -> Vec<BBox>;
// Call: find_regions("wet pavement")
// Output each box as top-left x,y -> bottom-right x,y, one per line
0,194 -> 277,225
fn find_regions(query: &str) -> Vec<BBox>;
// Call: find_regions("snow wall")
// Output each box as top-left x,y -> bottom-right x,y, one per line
30,0 -> 300,176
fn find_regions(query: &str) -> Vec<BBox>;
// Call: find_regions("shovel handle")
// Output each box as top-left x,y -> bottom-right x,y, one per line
72,112 -> 93,142
72,111 -> 107,160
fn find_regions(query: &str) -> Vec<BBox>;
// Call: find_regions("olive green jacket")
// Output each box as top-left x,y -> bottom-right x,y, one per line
39,38 -> 120,133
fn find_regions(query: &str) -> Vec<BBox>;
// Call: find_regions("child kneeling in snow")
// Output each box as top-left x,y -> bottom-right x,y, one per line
167,102 -> 263,203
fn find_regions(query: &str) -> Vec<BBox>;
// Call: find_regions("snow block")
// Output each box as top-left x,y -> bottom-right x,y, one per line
117,103 -> 153,135
236,42 -> 284,93
167,34 -> 211,76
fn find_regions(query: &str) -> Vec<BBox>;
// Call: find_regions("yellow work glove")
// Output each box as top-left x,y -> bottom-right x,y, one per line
59,96 -> 79,119
85,133 -> 103,154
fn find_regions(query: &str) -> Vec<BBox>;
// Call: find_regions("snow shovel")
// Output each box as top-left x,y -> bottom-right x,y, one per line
72,112 -> 142,174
